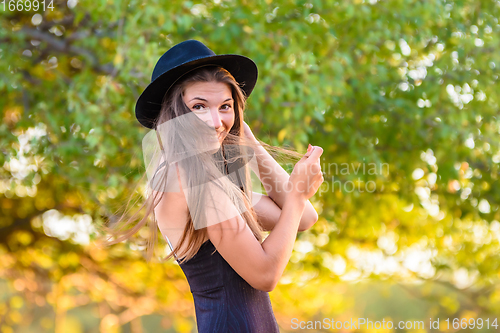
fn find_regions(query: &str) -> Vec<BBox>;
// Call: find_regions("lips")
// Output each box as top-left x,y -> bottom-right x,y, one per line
216,129 -> 226,140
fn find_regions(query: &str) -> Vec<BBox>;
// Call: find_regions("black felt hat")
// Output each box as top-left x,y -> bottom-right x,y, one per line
135,40 -> 258,129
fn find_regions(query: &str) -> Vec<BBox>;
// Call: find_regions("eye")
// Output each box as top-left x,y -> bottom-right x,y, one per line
192,104 -> 207,111
220,104 -> 232,111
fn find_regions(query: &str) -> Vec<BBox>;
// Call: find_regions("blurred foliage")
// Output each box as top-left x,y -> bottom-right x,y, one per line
1,0 -> 500,331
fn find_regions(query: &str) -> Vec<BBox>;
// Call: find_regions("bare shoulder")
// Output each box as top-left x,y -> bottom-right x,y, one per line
154,163 -> 190,248
153,163 -> 186,213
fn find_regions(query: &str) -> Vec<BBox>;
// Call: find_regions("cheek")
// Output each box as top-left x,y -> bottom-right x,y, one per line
194,111 -> 212,124
225,112 -> 236,128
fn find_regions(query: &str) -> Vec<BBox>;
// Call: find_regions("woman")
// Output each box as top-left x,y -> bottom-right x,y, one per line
100,40 -> 324,332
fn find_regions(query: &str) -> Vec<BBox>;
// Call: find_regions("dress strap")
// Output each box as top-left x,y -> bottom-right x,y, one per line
164,233 -> 179,261
154,213 -> 179,261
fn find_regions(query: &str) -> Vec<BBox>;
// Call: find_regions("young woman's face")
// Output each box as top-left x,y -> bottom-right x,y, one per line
182,81 -> 235,144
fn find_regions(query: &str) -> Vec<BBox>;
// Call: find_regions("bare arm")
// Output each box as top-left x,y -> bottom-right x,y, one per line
243,122 -> 319,231
252,192 -> 310,232
207,191 -> 307,292
207,145 -> 324,292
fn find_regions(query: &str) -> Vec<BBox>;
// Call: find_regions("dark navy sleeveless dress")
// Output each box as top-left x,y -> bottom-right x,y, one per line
163,146 -> 279,331
174,238 -> 280,332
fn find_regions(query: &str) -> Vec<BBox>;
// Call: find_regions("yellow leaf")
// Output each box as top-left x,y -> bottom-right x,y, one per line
10,296 -> 24,309
32,64 -> 46,78
101,37 -> 112,48
278,128 -> 286,142
174,316 -> 194,333
113,53 -> 123,66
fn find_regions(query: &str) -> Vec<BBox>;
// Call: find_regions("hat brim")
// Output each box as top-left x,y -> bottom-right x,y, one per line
135,54 -> 258,129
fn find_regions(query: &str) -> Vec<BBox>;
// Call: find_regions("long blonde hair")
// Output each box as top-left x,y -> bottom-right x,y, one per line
96,66 -> 302,263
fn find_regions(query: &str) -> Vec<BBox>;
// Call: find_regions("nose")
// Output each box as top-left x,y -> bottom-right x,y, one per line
210,109 -> 223,130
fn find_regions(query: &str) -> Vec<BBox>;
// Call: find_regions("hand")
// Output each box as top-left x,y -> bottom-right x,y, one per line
287,144 -> 324,200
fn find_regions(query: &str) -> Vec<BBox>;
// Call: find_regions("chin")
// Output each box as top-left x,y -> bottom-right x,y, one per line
212,139 -> 222,150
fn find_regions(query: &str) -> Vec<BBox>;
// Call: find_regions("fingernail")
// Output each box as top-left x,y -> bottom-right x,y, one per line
307,144 -> 312,152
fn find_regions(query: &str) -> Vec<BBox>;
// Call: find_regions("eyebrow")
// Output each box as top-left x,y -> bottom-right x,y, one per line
188,97 -> 233,103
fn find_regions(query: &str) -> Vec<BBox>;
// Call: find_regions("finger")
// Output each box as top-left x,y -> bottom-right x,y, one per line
311,163 -> 321,174
307,146 -> 323,161
303,144 -> 313,158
